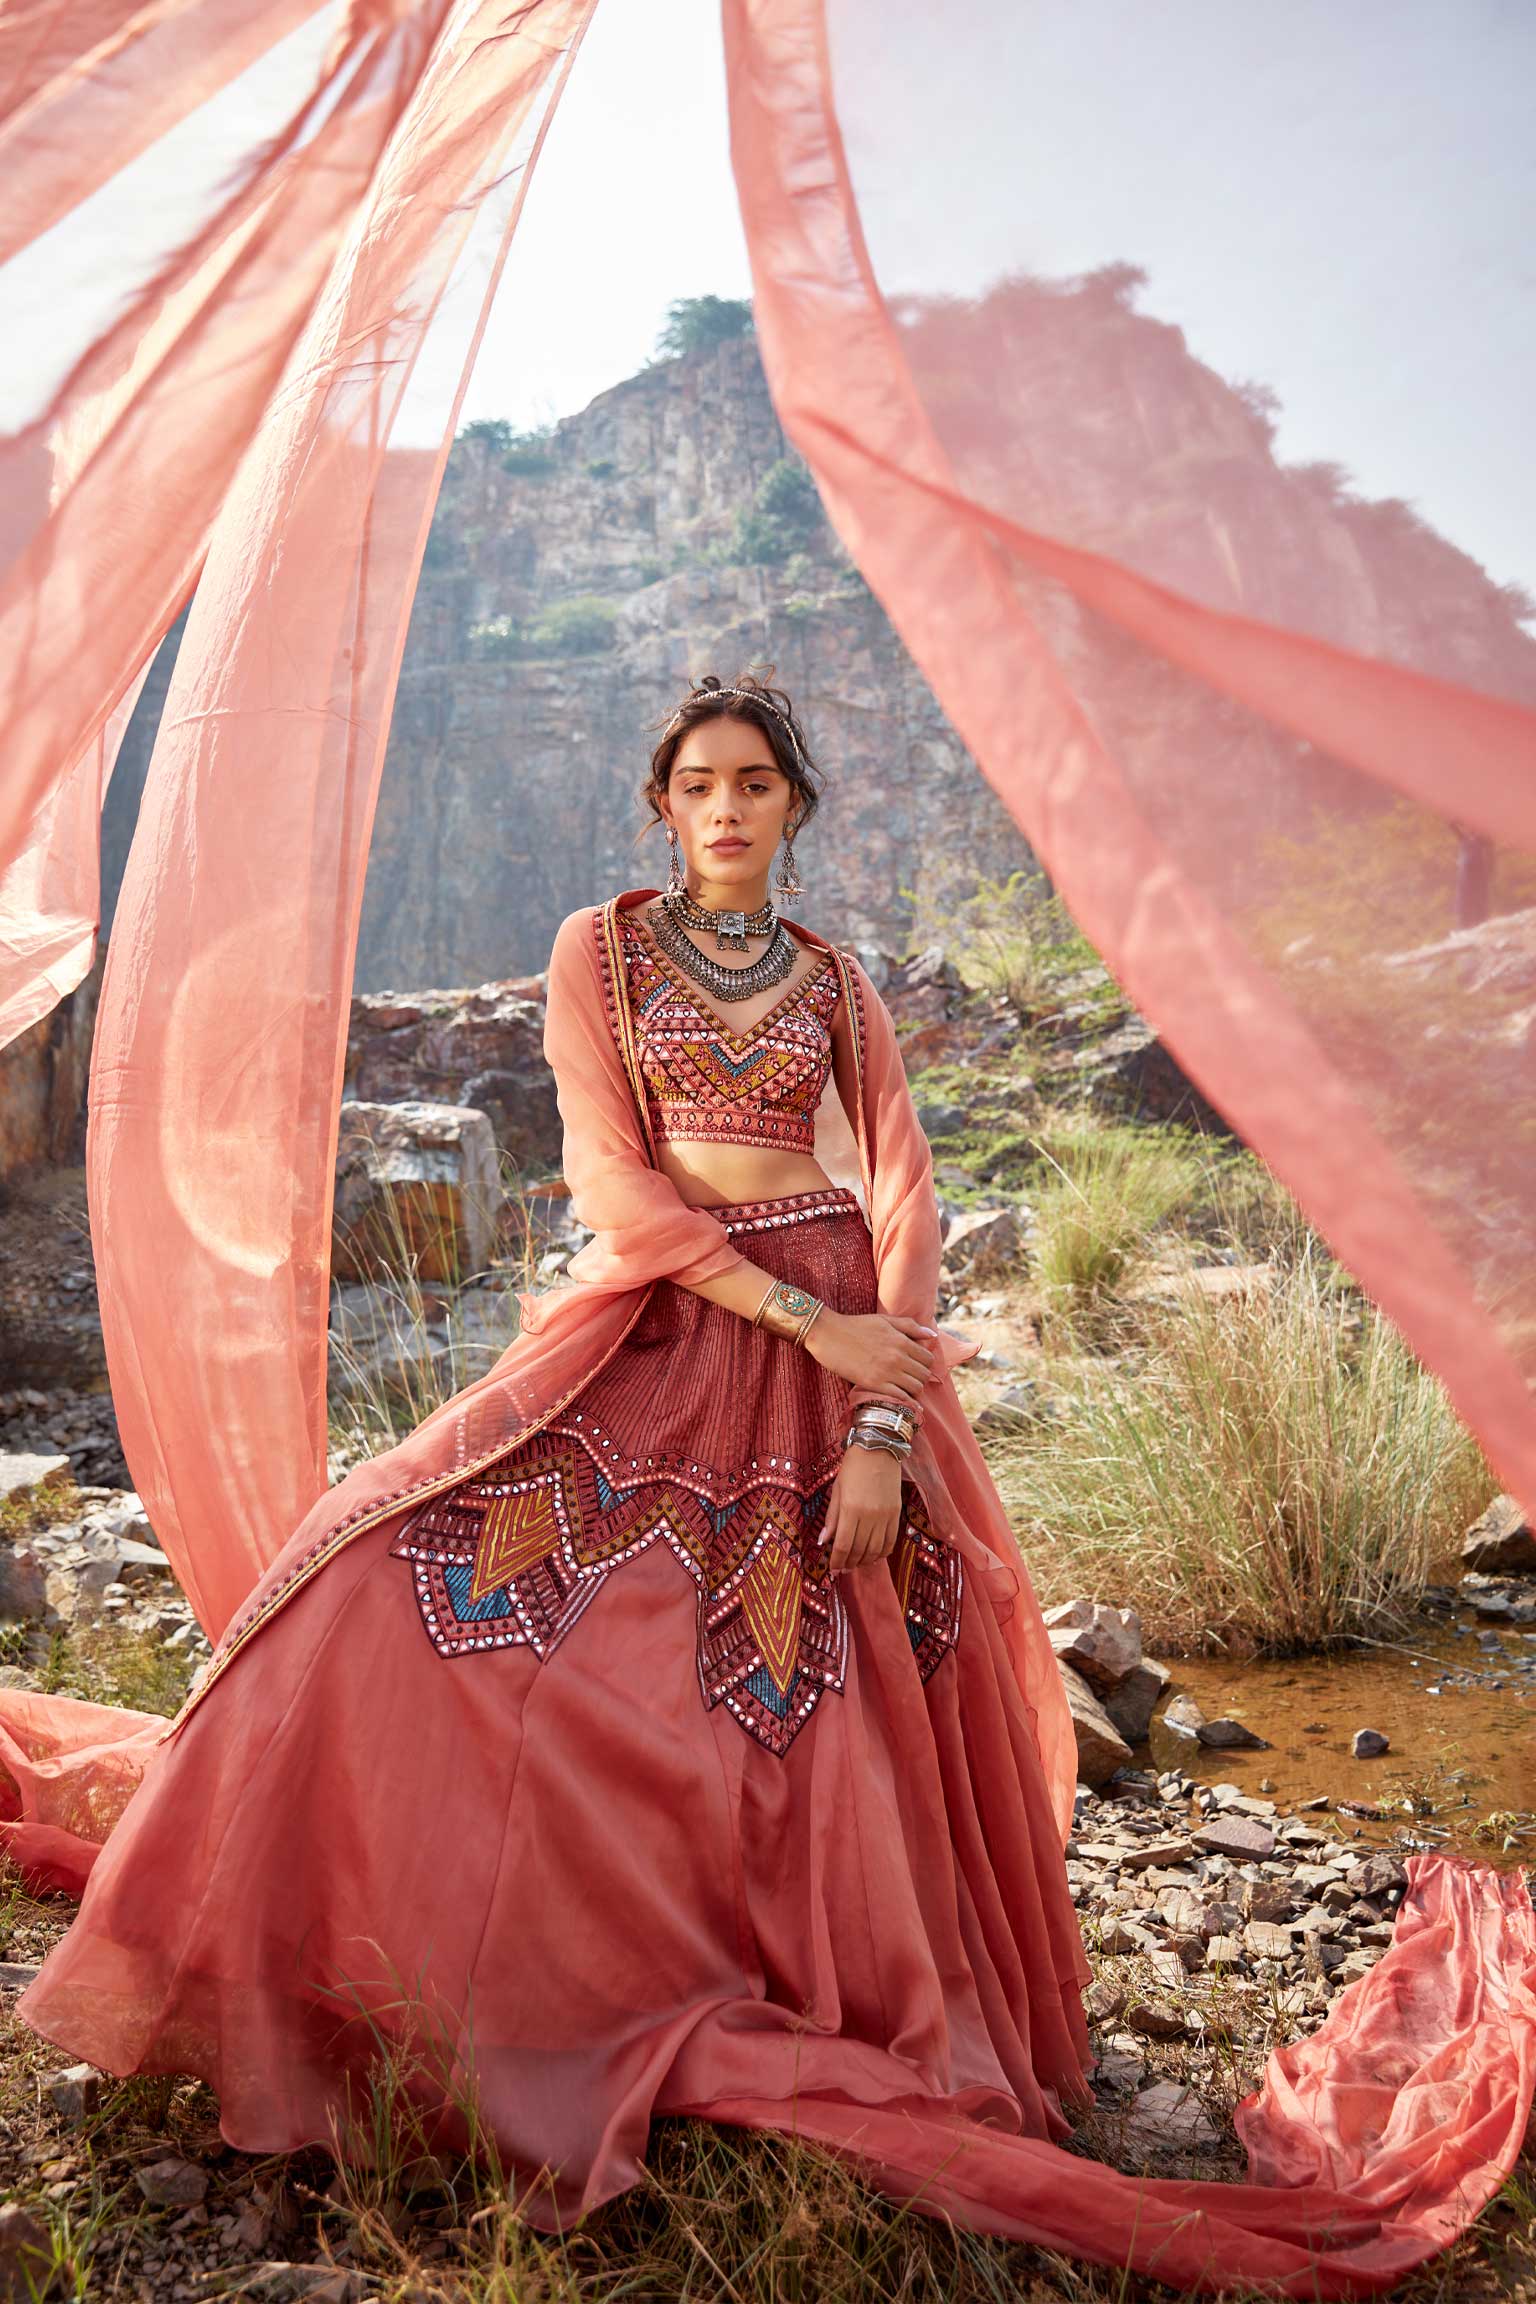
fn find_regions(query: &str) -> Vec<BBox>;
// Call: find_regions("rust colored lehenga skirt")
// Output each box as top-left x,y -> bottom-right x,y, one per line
15,1183 -> 1096,2225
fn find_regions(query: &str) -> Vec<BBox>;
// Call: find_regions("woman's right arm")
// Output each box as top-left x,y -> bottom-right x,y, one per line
682,1258 -> 937,1406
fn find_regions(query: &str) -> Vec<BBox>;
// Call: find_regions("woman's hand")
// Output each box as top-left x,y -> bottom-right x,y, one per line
802,1307 -> 937,1404
819,1443 -> 904,1573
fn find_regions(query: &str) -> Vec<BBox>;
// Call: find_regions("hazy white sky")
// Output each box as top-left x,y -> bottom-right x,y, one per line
458,0 -> 752,437
461,0 -> 1534,602
7,0 -> 1530,599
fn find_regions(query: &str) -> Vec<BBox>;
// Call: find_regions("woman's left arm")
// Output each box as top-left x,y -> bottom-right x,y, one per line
832,958 -> 978,1431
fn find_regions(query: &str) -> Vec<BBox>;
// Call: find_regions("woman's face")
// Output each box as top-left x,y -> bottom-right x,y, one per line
658,715 -> 799,888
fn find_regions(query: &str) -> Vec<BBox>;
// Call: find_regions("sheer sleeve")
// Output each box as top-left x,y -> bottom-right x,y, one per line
543,907 -> 750,1293
843,956 -> 978,1432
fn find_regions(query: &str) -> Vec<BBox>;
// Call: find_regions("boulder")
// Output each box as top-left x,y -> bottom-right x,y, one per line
972,1386 -> 1042,1440
134,2157 -> 208,2209
0,2203 -> 60,2302
1160,1693 -> 1206,1740
1196,1714 -> 1273,1750
1043,1598 -> 1142,1693
0,1451 -> 71,1507
1103,1658 -> 1171,1744
346,979 -> 557,1172
42,2064 -> 100,2126
80,1493 -> 155,1544
1058,1662 -> 1134,1787
1192,1813 -> 1277,1861
333,1100 -> 502,1284
1068,1017 -> 1233,1134
1462,1494 -> 1536,1576
243,2269 -> 368,2302
1350,1851 -> 1408,1899
939,1206 -> 1021,1282
0,1548 -> 46,1620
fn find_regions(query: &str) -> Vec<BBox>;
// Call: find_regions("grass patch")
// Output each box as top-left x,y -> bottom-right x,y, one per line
902,869 -> 1128,1028
985,1205 -> 1494,1655
0,1471 -> 85,1543
1026,1118 -> 1209,1328
37,1620 -> 196,1716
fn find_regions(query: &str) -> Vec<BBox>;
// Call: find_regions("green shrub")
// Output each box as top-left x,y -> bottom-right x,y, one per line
901,868 -> 1118,1021
467,613 -> 523,658
1026,1115 -> 1206,1321
728,457 -> 826,566
525,595 -> 619,656
458,417 -> 513,452
987,1206 -> 1493,1654
500,425 -> 558,476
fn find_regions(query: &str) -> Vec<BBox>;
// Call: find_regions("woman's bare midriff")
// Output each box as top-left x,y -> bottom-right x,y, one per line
656,1141 -> 836,1210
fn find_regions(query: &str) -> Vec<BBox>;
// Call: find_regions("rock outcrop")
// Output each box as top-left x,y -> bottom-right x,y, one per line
1462,1493 -> 1536,1576
333,1100 -> 503,1285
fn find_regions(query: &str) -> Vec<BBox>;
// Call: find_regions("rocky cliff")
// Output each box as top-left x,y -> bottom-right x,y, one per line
16,280 -> 1534,1176
352,327 -> 1027,989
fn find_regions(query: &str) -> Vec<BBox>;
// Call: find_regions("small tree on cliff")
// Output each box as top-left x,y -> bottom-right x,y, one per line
654,296 -> 755,359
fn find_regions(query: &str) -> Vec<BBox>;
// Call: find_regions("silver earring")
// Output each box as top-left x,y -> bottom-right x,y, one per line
774,818 -> 806,906
664,822 -> 686,899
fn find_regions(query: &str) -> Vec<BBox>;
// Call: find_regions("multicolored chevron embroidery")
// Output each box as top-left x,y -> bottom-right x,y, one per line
389,1421 -> 961,1758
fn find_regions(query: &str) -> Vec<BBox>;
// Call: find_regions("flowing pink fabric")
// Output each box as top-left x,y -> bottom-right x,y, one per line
0,2 -> 1533,2291
724,0 -> 1536,1516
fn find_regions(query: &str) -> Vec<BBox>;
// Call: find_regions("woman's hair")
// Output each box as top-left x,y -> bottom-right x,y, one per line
637,666 -> 826,847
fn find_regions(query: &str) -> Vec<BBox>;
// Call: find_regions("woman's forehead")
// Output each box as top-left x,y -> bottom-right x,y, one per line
672,721 -> 783,773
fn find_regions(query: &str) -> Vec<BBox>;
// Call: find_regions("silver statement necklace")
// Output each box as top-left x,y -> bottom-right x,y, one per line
644,897 -> 799,1001
662,883 -> 777,951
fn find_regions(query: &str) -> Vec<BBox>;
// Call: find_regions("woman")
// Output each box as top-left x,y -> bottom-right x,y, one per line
11,673 -> 1535,2298
13,668 -> 1096,2197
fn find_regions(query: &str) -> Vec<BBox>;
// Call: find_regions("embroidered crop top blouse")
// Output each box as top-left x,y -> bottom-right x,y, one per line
617,905 -> 842,1156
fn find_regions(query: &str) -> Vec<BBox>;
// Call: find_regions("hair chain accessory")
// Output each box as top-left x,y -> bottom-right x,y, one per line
662,684 -> 809,769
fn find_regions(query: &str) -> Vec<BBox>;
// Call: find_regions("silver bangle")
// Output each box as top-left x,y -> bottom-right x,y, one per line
852,1402 -> 916,1437
843,1424 -> 911,1458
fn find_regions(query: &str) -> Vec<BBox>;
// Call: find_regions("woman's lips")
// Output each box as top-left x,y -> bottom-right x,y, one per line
708,839 -> 749,851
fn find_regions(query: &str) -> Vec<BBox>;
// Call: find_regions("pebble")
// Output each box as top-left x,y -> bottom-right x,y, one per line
135,2157 -> 209,2209
41,2064 -> 99,2127
1122,2078 -> 1223,2153
1191,1814 -> 1277,1861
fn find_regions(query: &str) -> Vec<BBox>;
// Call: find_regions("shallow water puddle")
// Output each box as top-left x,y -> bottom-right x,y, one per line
1146,1593 -> 1536,1864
